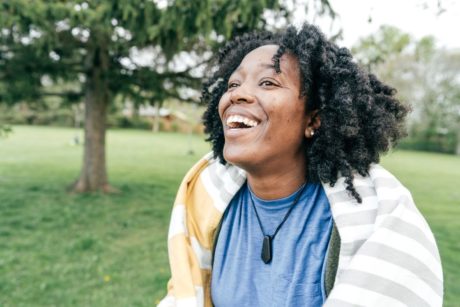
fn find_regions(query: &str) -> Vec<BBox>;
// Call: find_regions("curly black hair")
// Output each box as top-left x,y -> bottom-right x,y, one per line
202,23 -> 409,203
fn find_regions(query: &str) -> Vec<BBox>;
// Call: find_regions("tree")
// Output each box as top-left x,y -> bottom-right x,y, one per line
0,0 -> 279,192
353,26 -> 460,154
1,0 -> 335,192
351,25 -> 411,72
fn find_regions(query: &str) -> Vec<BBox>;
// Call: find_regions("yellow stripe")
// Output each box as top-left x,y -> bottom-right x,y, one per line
187,176 -> 225,249
169,234 -> 203,298
173,157 -> 210,205
167,155 -> 223,304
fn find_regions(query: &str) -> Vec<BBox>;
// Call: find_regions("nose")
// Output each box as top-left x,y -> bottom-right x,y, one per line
230,84 -> 255,104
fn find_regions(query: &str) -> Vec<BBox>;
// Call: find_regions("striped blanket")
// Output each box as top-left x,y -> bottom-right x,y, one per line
159,152 -> 443,306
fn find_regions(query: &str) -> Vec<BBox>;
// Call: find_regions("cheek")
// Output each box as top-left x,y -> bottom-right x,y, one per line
267,99 -> 306,134
267,97 -> 305,121
217,94 -> 229,120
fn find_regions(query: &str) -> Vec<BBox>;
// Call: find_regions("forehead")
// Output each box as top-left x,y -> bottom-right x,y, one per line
233,44 -> 300,80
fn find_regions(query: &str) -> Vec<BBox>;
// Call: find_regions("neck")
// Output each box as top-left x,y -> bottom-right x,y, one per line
246,156 -> 307,200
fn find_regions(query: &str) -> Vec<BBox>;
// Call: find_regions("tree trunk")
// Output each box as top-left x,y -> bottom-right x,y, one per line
152,101 -> 163,132
456,129 -> 460,156
71,42 -> 115,193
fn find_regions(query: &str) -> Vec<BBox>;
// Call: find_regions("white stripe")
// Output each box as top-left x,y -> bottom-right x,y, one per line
369,165 -> 397,178
190,237 -> 211,270
157,295 -> 175,307
346,255 -> 442,305
338,255 -> 352,266
369,228 -> 442,279
330,198 -> 378,218
175,286 -> 203,307
200,168 -> 226,212
168,204 -> 188,239
176,297 -> 197,307
338,224 -> 374,243
375,185 -> 412,200
326,284 -> 406,307
195,286 -> 204,307
374,191 -> 411,203
375,212 -> 391,226
335,255 -> 351,280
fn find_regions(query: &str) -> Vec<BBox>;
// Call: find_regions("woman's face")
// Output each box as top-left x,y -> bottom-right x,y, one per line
218,44 -> 312,173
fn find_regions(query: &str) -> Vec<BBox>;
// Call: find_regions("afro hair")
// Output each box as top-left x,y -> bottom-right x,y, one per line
202,23 -> 410,203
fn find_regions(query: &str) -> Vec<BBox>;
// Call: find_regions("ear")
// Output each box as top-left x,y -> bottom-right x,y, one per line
304,110 -> 321,138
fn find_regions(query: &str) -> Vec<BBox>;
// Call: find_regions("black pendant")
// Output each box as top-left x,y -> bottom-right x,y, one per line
261,235 -> 272,264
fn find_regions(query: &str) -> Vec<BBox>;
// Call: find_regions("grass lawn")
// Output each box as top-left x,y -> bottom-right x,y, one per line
0,126 -> 459,306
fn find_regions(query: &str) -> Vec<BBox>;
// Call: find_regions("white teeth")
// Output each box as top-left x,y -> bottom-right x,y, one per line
226,115 -> 258,128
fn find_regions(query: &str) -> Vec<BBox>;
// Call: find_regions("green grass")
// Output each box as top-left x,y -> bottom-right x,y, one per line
0,126 -> 459,306
0,126 -> 210,306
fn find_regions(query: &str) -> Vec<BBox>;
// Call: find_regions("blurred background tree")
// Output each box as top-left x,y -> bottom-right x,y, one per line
0,0 -> 334,192
353,25 -> 460,155
3,0 -> 457,195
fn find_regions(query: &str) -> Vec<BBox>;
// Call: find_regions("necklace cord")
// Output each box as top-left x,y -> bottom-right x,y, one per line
250,183 -> 307,239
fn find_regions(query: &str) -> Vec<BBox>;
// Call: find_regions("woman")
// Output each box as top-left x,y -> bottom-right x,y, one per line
159,24 -> 443,306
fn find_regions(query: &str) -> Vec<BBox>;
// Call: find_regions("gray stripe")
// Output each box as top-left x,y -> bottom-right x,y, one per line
334,209 -> 377,227
380,216 -> 440,260
341,239 -> 366,256
227,165 -> 246,188
359,242 -> 443,296
208,162 -> 224,187
324,299 -> 366,307
340,269 -> 431,307
220,188 -> 234,204
327,186 -> 376,204
208,163 -> 234,204
377,196 -> 417,215
377,198 -> 399,215
227,165 -> 241,182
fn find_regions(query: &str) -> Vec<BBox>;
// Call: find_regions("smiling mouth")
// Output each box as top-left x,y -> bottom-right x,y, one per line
226,115 -> 259,129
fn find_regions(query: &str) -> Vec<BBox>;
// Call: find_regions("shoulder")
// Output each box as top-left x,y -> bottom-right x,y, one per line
367,164 -> 411,198
322,163 -> 439,257
176,152 -> 246,212
321,163 -> 410,206
324,164 -> 443,306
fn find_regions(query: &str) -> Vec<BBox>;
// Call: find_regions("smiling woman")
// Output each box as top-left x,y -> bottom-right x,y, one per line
218,45 -> 313,184
158,23 -> 443,307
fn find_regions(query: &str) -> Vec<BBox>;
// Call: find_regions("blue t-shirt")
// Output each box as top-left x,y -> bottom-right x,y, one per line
211,182 -> 333,307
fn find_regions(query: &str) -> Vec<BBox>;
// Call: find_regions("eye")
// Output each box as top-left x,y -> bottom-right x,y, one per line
227,81 -> 239,89
259,79 -> 278,87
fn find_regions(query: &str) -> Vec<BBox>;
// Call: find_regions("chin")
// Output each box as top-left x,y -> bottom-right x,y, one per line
223,145 -> 252,168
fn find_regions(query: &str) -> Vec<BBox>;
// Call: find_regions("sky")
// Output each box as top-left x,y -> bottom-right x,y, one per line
293,0 -> 460,49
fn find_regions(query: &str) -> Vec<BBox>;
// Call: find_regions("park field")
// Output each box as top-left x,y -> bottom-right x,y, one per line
0,126 -> 459,306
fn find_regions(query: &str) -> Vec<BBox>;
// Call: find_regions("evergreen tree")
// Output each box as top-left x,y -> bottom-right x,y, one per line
0,0 -> 333,191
